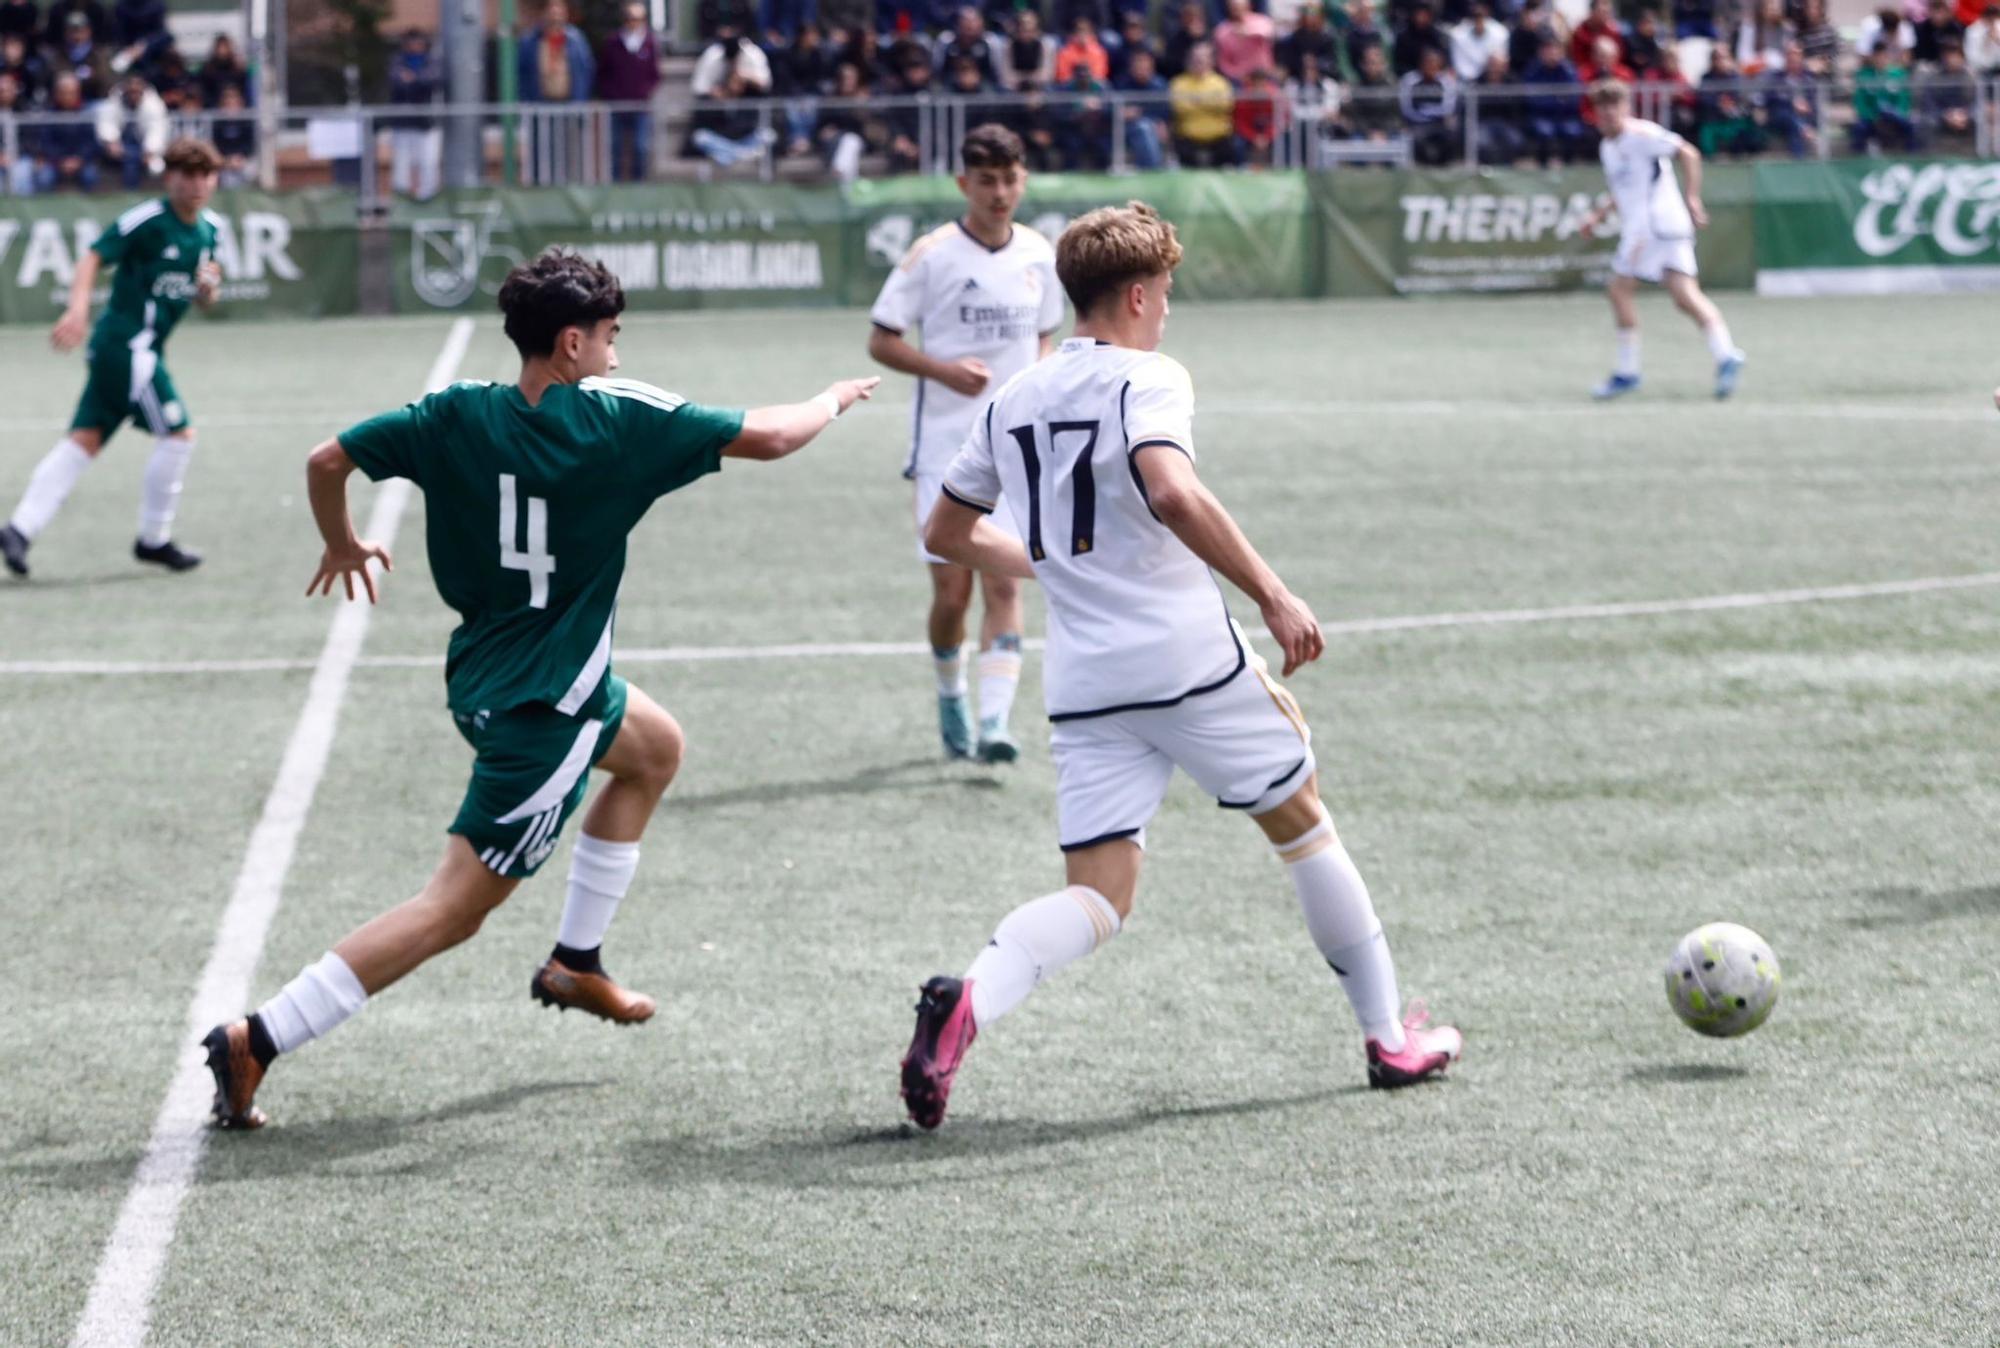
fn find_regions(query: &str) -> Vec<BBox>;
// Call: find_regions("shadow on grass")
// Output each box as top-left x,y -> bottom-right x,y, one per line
626,1087 -> 1356,1191
1625,1063 -> 1751,1086
669,756 -> 1004,812
4,1079 -> 607,1190
1849,885 -> 2000,931
2,571 -> 160,593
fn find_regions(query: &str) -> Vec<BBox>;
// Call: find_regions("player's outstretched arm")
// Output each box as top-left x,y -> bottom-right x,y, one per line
923,497 -> 1034,580
50,250 -> 101,351
303,438 -> 393,603
1134,445 -> 1324,676
723,376 -> 881,461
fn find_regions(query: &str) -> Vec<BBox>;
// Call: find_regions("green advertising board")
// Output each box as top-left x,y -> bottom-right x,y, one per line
0,187 -> 358,325
1754,159 -> 2000,296
843,171 -> 1319,305
383,182 -> 850,313
1314,164 -> 1754,298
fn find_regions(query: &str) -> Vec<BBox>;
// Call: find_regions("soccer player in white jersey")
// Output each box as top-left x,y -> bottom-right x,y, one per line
896,203 -> 1461,1129
868,124 -> 1065,763
1579,79 -> 1746,402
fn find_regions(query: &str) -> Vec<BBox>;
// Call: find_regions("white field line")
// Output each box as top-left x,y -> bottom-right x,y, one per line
66,317 -> 476,1348
1201,397 -> 2000,424
10,571 -> 1999,682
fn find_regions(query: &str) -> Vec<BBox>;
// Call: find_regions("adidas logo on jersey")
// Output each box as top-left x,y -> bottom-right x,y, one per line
961,277 -> 981,291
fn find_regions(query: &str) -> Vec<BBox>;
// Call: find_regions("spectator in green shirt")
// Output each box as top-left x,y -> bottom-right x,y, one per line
1850,41 -> 1918,151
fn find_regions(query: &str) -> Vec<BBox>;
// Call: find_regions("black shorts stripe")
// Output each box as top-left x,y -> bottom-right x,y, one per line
1060,826 -> 1143,853
1216,755 -> 1311,810
1047,618 -> 1246,723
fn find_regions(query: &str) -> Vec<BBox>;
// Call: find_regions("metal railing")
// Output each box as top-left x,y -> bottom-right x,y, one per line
2,74 -> 1994,205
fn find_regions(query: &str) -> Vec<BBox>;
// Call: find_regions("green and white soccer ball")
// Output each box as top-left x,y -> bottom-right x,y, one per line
1663,922 -> 1781,1038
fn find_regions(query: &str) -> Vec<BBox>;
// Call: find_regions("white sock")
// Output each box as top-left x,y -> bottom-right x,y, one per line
557,833 -> 641,952
1702,318 -> 1738,361
1275,816 -> 1406,1051
254,951 -> 368,1056
965,884 -> 1121,1027
977,634 -> 1023,732
10,438 -> 93,539
137,436 -> 195,546
1614,329 -> 1641,378
933,644 -> 967,697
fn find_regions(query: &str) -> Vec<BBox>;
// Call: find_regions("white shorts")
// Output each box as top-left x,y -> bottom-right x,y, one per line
1613,234 -> 1698,284
1050,646 -> 1315,852
912,469 -> 1019,565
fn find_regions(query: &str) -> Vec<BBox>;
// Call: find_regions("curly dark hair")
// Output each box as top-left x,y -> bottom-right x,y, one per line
498,249 -> 625,358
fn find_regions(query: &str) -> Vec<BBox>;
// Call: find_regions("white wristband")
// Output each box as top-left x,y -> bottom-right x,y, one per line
813,391 -> 842,422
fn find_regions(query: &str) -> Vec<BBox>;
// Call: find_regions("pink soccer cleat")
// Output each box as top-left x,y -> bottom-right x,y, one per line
900,975 -> 978,1129
1366,1001 -> 1462,1089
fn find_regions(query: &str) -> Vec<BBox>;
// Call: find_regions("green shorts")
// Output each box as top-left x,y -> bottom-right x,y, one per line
450,675 -> 628,878
71,343 -> 190,442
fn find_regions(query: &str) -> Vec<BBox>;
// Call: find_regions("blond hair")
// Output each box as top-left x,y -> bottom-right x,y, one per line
1587,78 -> 1630,108
163,137 -> 223,175
1055,201 -> 1184,319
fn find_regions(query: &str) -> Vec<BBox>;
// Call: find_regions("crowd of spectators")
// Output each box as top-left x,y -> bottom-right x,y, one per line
673,0 -> 2000,174
0,0 -> 252,194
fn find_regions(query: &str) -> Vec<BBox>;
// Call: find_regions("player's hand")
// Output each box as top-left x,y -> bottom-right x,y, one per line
307,540 -> 393,604
195,260 -> 222,303
50,308 -> 88,351
1260,589 -> 1324,678
1687,196 -> 1709,229
939,358 -> 992,397
828,376 -> 882,413
1578,214 -> 1598,241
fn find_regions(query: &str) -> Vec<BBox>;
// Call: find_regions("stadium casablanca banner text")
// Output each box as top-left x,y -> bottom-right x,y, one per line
0,187 -> 358,324
1754,159 -> 2000,296
385,172 -> 1317,314
1313,164 -> 1755,298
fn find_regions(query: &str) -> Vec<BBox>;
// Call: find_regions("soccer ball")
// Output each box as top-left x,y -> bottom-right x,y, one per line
1663,923 -> 1781,1038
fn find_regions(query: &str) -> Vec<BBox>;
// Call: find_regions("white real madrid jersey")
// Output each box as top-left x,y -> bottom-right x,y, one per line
869,221 -> 1065,478
1599,117 -> 1694,242
942,338 -> 1244,722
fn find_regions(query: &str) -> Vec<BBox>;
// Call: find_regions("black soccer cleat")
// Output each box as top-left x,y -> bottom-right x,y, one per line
0,524 -> 28,577
134,537 -> 202,572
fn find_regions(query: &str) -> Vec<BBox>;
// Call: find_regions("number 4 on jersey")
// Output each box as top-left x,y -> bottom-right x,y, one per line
499,473 -> 555,608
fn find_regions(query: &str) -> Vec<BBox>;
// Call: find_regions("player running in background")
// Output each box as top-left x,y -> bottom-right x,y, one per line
1,139 -> 225,579
200,251 -> 879,1129
867,123 -> 1065,764
1579,80 -> 1746,402
898,203 -> 1461,1130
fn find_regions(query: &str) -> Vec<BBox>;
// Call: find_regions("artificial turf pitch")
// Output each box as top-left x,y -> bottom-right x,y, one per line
2,294 -> 1996,1346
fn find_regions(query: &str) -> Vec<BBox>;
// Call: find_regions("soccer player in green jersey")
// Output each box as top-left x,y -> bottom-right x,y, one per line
1,139 -> 224,579
199,250 -> 879,1129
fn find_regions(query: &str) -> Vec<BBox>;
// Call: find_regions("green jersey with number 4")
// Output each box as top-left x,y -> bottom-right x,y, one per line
338,376 -> 745,717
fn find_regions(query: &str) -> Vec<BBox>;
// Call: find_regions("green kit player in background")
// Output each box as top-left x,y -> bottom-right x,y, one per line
1,139 -> 225,579
201,250 -> 879,1129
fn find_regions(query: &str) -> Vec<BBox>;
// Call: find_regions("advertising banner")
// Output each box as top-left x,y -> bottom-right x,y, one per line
1754,159 -> 2000,296
843,172 -> 1319,305
384,182 -> 850,314
0,187 -> 358,324
1316,165 -> 1754,297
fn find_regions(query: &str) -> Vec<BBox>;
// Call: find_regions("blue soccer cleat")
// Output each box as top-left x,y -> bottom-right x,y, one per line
1591,372 -> 1642,401
1714,351 -> 1746,400
938,692 -> 974,760
976,717 -> 1019,765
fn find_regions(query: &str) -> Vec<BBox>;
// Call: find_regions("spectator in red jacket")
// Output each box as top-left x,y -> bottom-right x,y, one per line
1055,15 -> 1110,83
1233,64 -> 1287,165
1570,0 -> 1624,69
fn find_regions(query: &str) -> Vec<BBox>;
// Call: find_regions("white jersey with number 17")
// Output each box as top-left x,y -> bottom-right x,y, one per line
941,338 -> 1244,722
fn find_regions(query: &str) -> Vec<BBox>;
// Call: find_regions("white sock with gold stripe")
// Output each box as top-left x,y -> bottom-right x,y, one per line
965,884 -> 1120,1028
1276,816 -> 1406,1051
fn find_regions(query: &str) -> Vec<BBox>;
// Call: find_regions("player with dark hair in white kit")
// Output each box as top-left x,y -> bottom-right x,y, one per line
897,201 -> 1461,1130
